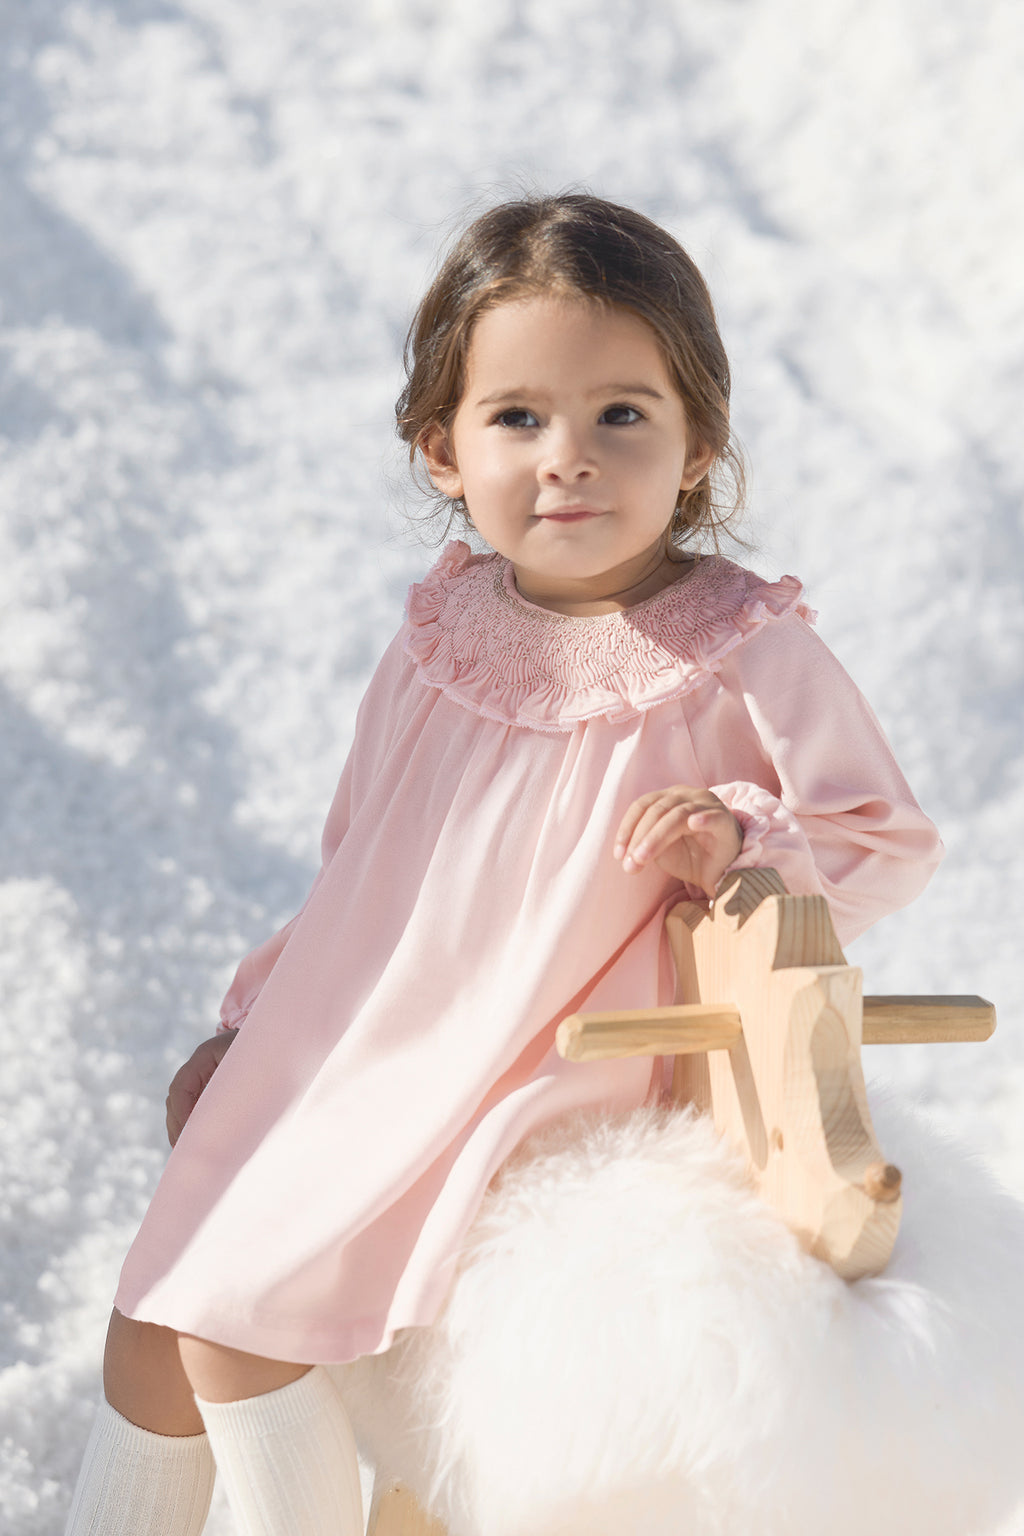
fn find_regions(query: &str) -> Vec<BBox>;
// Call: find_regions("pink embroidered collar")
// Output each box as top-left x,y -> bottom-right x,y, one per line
404,541 -> 811,733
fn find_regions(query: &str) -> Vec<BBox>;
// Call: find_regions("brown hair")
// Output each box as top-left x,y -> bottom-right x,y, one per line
396,192 -> 745,546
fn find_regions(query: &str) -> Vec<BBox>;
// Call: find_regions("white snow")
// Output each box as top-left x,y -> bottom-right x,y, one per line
1,1 -> 1021,1531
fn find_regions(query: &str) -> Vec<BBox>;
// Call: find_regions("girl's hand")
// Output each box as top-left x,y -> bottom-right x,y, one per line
614,786 -> 742,898
166,1029 -> 238,1148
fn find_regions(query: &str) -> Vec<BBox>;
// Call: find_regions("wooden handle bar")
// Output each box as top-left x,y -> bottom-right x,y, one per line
556,995 -> 995,1062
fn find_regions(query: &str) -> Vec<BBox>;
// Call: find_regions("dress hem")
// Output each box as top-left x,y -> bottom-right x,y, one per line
113,1264 -> 457,1365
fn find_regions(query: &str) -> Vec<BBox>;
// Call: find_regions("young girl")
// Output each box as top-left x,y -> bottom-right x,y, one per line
65,194 -> 942,1536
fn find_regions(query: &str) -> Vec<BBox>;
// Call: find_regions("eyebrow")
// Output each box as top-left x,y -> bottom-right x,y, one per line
474,383 -> 667,407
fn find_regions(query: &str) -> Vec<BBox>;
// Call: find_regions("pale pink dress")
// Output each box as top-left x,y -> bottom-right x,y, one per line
115,544 -> 942,1362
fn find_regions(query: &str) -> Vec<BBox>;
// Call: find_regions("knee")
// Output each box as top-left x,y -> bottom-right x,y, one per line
104,1307 -> 180,1382
103,1308 -> 203,1436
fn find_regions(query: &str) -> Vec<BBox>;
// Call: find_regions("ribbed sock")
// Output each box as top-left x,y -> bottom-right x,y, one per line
63,1397 -> 215,1536
196,1367 -> 363,1536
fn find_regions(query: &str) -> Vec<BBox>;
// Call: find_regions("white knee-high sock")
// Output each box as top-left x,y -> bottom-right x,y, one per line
63,1398 -> 215,1536
196,1367 -> 363,1536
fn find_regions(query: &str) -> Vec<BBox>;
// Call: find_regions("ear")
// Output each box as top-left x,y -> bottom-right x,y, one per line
680,440 -> 716,491
420,425 -> 464,500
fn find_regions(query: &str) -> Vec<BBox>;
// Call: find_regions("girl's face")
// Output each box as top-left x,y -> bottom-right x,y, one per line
422,296 -> 712,613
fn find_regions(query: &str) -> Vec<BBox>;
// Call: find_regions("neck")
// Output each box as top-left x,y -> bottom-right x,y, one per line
512,545 -> 694,616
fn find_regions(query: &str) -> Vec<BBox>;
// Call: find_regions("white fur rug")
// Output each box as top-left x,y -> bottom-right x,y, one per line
334,1098 -> 1024,1536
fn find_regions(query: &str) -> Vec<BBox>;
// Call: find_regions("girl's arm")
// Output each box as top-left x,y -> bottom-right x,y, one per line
163,628 -> 423,1147
217,753 -> 354,1031
162,761 -> 353,1146
696,613 -> 943,945
164,632 -> 413,1143
163,759 -> 354,1145
214,621 -> 418,1032
618,613 -> 942,948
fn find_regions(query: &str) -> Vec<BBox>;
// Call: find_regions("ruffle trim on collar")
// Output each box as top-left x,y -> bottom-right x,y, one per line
403,541 -> 815,734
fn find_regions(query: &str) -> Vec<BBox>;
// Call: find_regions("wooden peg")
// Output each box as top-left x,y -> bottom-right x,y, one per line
862,995 -> 995,1043
556,1003 -> 742,1061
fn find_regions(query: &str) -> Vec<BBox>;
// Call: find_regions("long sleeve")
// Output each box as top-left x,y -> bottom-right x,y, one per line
217,630 -> 414,1031
217,754 -> 354,1030
688,612 -> 943,946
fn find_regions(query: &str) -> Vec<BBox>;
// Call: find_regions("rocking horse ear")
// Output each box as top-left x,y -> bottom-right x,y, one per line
419,426 -> 464,500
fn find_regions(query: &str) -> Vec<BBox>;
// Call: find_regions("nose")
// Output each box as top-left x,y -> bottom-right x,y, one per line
538,419 -> 597,483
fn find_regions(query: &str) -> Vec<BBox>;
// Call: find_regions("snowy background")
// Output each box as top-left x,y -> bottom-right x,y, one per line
1,0 -> 1022,1530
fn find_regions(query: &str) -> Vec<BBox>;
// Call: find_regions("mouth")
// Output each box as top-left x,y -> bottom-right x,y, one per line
537,506 -> 604,523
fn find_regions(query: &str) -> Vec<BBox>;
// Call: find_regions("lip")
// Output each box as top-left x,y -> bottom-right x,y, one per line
537,506 -> 604,522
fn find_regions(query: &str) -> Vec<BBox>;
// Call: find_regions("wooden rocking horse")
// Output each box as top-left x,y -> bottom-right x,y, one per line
365,867 -> 996,1536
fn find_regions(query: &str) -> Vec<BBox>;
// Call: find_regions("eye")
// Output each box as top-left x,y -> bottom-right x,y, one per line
492,407 -> 539,429
600,404 -> 643,426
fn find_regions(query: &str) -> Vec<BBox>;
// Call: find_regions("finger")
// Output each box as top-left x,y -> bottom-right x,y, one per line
165,1032 -> 237,1148
615,787 -> 721,862
168,1057 -> 206,1104
623,804 -> 695,865
165,1081 -> 199,1145
613,791 -> 666,858
622,799 -> 709,870
687,807 -> 732,830
625,805 -> 741,890
166,1099 -> 182,1149
163,1058 -> 207,1148
687,808 -> 743,863
185,1037 -> 230,1094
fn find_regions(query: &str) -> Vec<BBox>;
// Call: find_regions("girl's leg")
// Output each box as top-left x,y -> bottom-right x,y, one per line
64,1312 -> 215,1536
179,1337 -> 364,1536
176,1335 -> 310,1405
104,1307 -> 204,1435
67,1313 -> 308,1534
63,1402 -> 215,1536
69,1311 -> 362,1536
103,1311 -> 307,1432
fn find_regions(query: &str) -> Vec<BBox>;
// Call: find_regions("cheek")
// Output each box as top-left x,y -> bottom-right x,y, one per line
463,443 -> 527,495
614,436 -> 687,488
